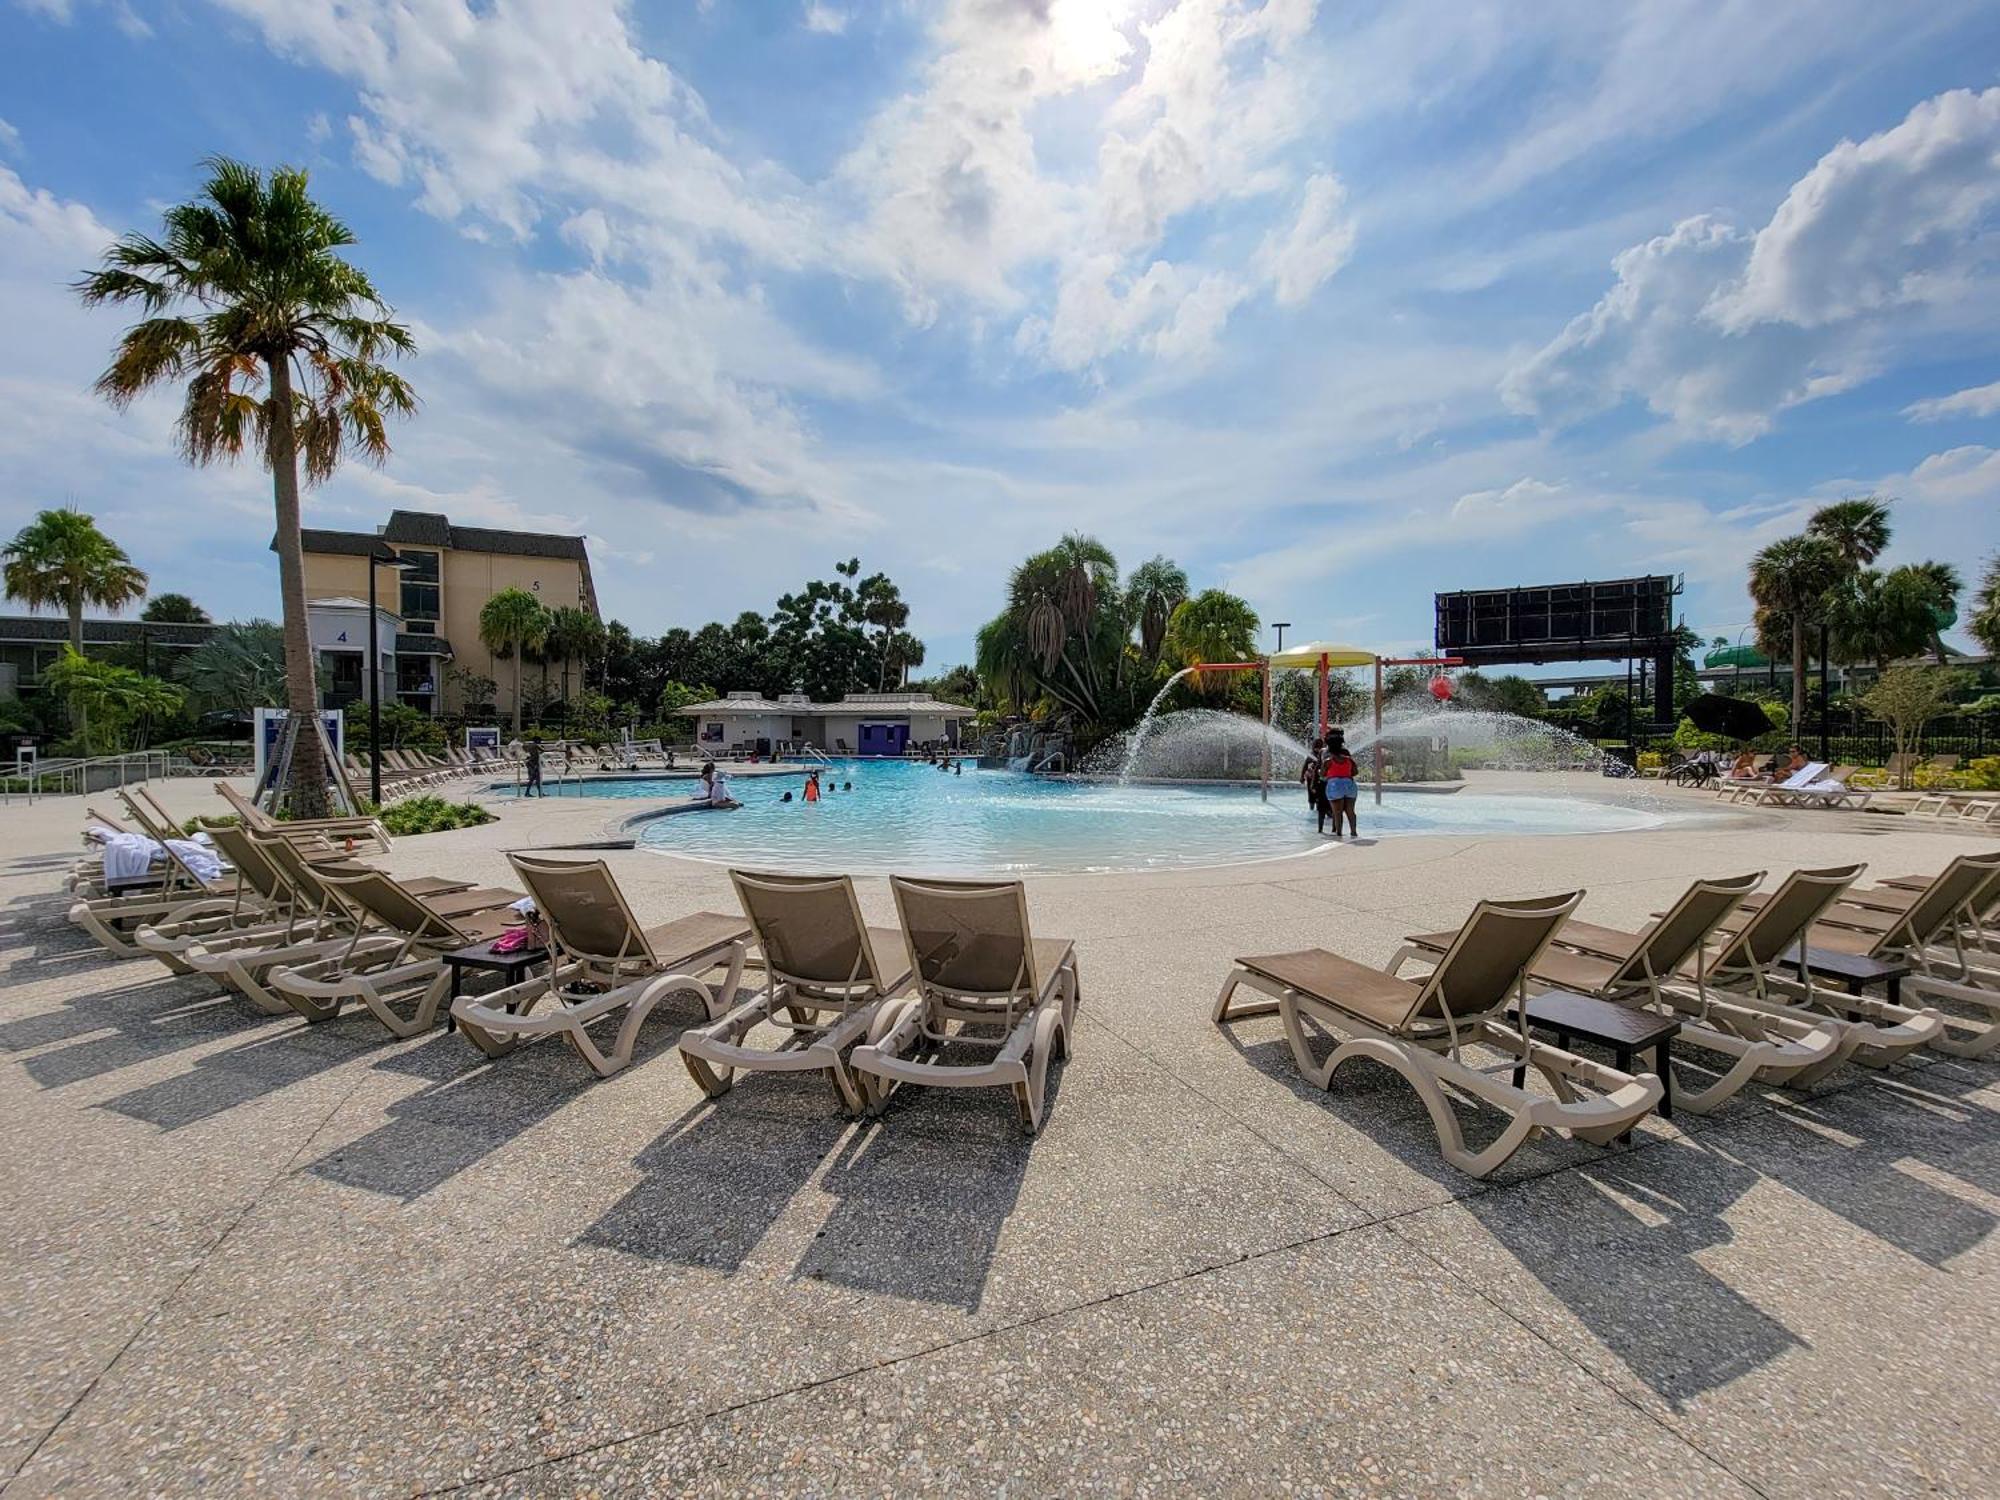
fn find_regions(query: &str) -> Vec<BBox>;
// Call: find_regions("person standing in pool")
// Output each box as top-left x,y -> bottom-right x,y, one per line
1322,734 -> 1360,838
803,771 -> 821,802
1301,739 -> 1328,828
523,740 -> 544,798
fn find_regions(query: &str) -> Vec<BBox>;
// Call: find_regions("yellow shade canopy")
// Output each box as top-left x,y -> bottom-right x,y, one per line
1265,641 -> 1377,669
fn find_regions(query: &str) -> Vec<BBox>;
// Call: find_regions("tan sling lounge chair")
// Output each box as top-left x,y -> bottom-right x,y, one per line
214,780 -> 391,856
849,877 -> 1081,1133
181,828 -> 483,1015
451,854 -> 752,1077
1698,864 -> 1947,1066
1215,892 -> 1662,1179
267,866 -> 526,1036
1736,852 -> 2000,1058
1396,871 -> 1848,1111
677,870 -> 913,1113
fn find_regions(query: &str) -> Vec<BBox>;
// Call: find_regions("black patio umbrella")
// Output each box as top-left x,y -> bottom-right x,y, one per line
1683,693 -> 1773,742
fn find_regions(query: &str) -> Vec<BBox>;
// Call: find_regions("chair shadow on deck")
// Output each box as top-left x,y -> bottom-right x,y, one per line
580,1075 -> 851,1274
797,1039 -> 1063,1312
1221,1021 -> 1808,1408
301,1017 -> 678,1202
3,961 -> 266,1091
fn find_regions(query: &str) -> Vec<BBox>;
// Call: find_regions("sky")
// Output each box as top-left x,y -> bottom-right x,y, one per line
1,0 -> 1997,675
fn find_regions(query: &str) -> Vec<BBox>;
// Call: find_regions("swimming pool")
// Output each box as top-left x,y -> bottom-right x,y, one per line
501,761 -> 1670,876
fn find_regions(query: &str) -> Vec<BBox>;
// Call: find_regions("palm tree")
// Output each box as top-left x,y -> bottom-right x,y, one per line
480,588 -> 549,732
1163,589 -> 1260,693
545,606 -> 604,705
1890,560 -> 1962,665
1806,496 -> 1891,570
77,157 -> 416,815
1825,569 -> 1932,672
1748,534 -> 1843,730
1970,555 -> 2000,658
1126,555 -> 1189,661
2,507 -> 148,653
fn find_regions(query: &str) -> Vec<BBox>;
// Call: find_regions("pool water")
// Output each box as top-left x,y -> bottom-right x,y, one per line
500,761 -> 1668,876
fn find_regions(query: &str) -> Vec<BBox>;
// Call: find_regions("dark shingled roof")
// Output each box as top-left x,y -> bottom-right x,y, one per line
294,510 -> 588,563
0,616 -> 219,647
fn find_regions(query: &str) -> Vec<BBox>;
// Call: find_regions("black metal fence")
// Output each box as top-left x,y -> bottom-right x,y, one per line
1632,713 -> 1995,766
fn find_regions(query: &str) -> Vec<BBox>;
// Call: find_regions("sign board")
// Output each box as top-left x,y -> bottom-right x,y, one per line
253,708 -> 345,785
465,726 -> 501,753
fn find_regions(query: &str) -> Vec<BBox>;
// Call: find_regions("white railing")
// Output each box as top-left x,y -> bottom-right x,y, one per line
0,749 -> 196,805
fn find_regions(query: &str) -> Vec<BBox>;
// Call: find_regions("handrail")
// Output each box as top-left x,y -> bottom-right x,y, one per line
1,748 -> 194,806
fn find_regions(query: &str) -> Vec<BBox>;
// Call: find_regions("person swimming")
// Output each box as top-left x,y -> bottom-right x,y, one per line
842,781 -> 852,791
781,790 -> 794,803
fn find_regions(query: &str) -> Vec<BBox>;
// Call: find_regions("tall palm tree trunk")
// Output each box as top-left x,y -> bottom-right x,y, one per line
268,354 -> 328,816
512,647 -> 524,733
1790,616 -> 1807,734
66,593 -> 85,737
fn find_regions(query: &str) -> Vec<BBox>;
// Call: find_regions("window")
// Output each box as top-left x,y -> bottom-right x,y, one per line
397,549 -> 440,622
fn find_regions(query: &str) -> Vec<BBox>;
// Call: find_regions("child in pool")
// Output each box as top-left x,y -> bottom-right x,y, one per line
1322,737 -> 1359,838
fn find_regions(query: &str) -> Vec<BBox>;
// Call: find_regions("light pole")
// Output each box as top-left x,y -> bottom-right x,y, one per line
366,549 -> 413,806
1272,622 -> 1291,654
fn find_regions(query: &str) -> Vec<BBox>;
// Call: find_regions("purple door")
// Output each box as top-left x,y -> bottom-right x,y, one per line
856,722 -> 909,756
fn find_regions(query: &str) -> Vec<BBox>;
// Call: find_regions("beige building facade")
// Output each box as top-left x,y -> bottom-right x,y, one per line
299,510 -> 597,716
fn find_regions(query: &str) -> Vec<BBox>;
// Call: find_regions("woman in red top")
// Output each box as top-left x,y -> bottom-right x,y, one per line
1321,735 -> 1359,838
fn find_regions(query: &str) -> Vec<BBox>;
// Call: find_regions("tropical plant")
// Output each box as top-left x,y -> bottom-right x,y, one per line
1806,496 -> 1892,570
1748,533 -> 1843,731
375,793 -> 495,836
176,620 -> 292,714
479,587 -> 549,731
1824,567 -> 1935,672
445,665 -> 498,715
1894,560 -> 1961,665
1860,665 -> 1960,789
1126,556 -> 1190,661
976,535 -> 1131,723
140,592 -> 209,624
1162,589 -> 1260,693
1970,555 -> 2000,658
544,605 -> 604,705
78,157 -> 416,815
2,507 -> 149,653
41,647 -> 185,753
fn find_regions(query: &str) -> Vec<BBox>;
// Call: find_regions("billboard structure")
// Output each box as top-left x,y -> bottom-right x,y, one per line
1434,575 -> 1682,726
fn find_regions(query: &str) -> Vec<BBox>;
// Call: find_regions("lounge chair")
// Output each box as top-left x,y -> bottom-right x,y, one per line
451,855 -> 752,1076
1763,764 -> 1870,810
1394,871 -> 1850,1112
1733,852 -> 2000,1057
68,809 -> 240,960
1214,892 -> 1662,1178
677,870 -> 913,1113
181,828 -> 485,1015
849,877 -> 1081,1133
1910,790 -> 2000,823
1725,762 -> 1829,806
267,866 -> 527,1036
214,780 -> 391,855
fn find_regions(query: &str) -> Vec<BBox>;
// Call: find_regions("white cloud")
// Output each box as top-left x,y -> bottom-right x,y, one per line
802,3 -> 849,35
1255,173 -> 1354,305
1712,88 -> 2000,332
1898,444 -> 2000,506
1449,476 -> 1573,523
1502,216 -> 1862,445
1903,379 -> 2000,422
1504,88 -> 2000,446
0,119 -> 20,157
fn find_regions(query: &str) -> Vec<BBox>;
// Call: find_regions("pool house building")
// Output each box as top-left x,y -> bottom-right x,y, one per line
684,691 -> 977,757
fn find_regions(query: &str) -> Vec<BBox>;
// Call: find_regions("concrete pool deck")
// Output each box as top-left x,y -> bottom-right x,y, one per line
1,773 -> 1995,1495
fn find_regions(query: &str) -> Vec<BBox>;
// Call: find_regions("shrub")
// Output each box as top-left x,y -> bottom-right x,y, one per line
1637,751 -> 1664,771
1911,764 -> 1969,791
377,794 -> 496,836
180,813 -> 243,835
1961,756 -> 2000,790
